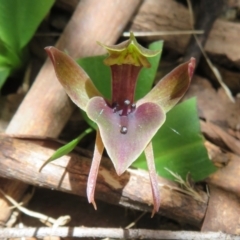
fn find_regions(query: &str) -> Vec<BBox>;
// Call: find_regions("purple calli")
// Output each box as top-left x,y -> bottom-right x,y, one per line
45,33 -> 195,216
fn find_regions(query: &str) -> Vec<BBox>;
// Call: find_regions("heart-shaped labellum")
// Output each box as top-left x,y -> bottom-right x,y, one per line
86,96 -> 166,175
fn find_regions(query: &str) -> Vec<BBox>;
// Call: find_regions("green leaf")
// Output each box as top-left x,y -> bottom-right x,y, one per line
135,41 -> 163,100
132,98 -> 217,181
0,0 -> 55,89
0,38 -> 23,72
0,0 -> 55,51
77,55 -> 111,100
0,67 -> 11,89
39,128 -> 93,171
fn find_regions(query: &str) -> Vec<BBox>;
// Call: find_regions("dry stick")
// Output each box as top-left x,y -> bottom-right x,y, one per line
185,0 -> 234,102
183,0 -> 226,64
0,227 -> 238,239
0,189 -> 70,227
123,30 -> 204,37
1,0 -> 142,224
0,135 -> 207,227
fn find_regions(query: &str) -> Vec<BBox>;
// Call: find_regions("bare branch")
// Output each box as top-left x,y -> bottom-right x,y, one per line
0,134 -> 207,227
0,227 -> 238,239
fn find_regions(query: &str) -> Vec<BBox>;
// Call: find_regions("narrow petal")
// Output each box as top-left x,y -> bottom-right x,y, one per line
86,97 -> 166,175
45,47 -> 102,111
138,58 -> 196,113
144,142 -> 160,217
87,129 -> 104,209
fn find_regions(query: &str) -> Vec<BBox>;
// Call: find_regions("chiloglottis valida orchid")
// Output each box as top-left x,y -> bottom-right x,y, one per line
45,33 -> 195,216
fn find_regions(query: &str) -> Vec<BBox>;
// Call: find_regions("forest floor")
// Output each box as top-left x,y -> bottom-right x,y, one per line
1,0 -> 240,239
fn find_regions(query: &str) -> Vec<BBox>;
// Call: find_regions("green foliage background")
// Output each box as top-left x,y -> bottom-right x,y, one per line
0,0 -> 55,89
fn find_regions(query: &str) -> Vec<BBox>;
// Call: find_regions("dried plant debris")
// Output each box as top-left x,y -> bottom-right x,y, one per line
165,168 -> 207,203
0,188 -> 70,227
184,76 -> 240,129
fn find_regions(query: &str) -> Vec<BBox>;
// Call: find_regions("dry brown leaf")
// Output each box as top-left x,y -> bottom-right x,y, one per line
202,185 -> 240,234
184,76 -> 240,129
206,121 -> 240,155
204,141 -> 229,167
130,0 -> 240,68
199,60 -> 240,94
207,152 -> 240,196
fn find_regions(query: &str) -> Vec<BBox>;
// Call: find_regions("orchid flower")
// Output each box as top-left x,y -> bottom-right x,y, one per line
45,33 -> 195,216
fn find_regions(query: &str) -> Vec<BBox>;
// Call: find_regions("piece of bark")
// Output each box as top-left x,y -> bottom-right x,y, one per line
201,121 -> 228,150
228,0 -> 240,7
0,227 -> 239,239
0,135 -> 207,227
204,139 -> 240,197
184,76 -> 240,129
130,0 -> 240,68
204,141 -> 230,167
207,152 -> 240,196
199,60 -> 240,94
201,121 -> 240,156
201,185 -> 240,234
204,139 -> 240,235
228,127 -> 240,140
203,133 -> 240,232
0,93 -> 25,133
203,141 -> 240,197
1,0 -> 142,225
55,0 -> 80,12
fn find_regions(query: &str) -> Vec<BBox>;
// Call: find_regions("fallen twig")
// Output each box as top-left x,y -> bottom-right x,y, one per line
185,0 -> 234,102
0,134 -> 207,227
123,30 -> 204,36
0,227 -> 238,239
0,188 -> 70,227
